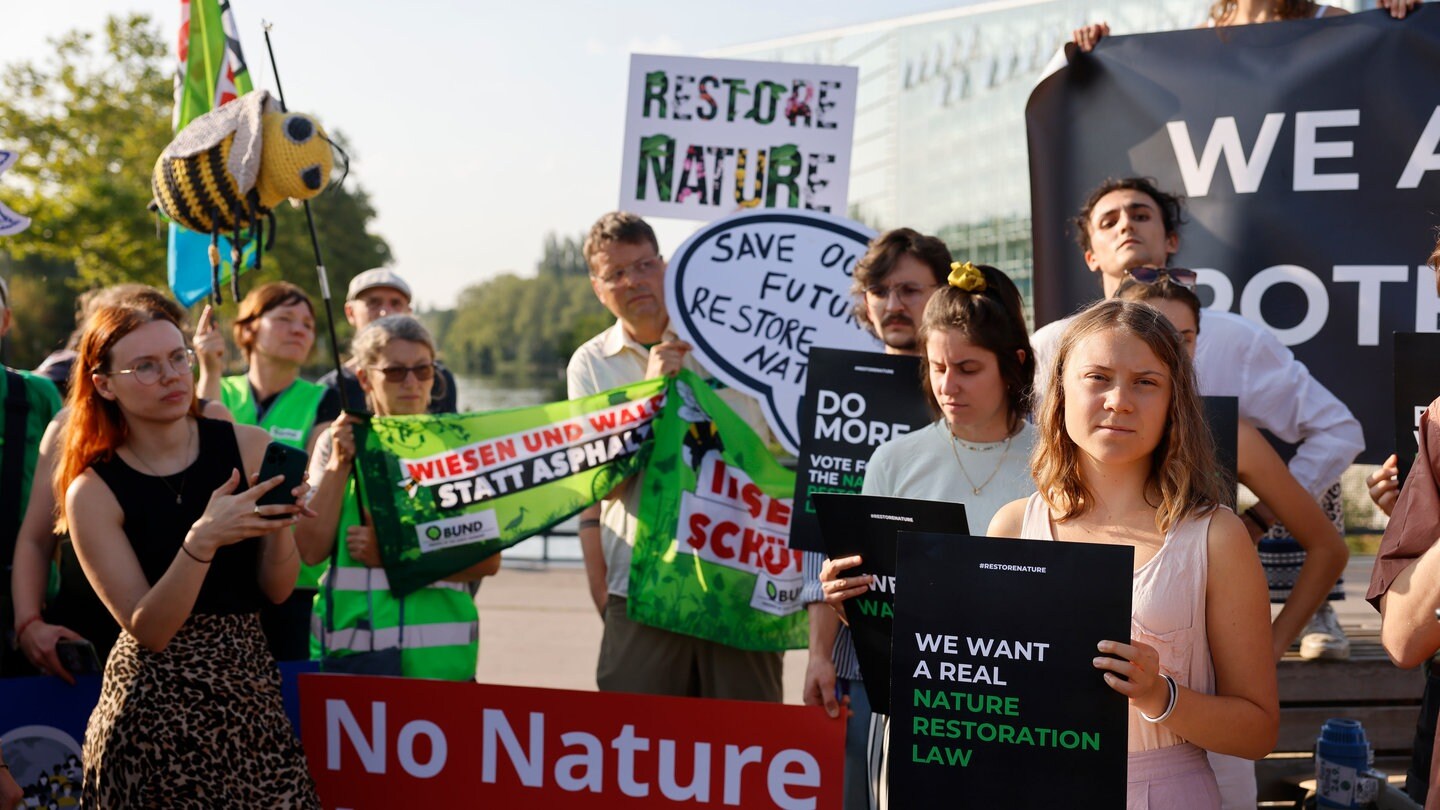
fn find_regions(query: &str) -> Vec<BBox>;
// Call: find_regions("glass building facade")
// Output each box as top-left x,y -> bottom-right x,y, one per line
712,0 -> 1369,320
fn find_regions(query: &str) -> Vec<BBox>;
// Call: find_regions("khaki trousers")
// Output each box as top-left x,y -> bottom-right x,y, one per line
596,595 -> 783,701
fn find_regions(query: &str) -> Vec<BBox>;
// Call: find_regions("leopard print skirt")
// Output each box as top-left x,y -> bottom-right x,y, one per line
82,613 -> 319,808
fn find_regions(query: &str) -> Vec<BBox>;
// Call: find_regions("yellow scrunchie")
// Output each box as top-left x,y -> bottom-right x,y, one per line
948,261 -> 986,292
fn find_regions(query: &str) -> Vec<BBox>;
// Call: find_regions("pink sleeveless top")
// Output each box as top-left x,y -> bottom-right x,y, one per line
1019,493 -> 1217,752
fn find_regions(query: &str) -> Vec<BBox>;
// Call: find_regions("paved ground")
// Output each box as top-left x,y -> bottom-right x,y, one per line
475,553 -> 1384,701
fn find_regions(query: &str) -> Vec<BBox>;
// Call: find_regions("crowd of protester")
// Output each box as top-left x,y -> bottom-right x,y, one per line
0,170 -> 1431,810
2,3 -> 1440,808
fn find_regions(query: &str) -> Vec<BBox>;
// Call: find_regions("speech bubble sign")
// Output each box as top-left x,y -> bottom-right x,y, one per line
0,150 -> 31,236
666,209 -> 879,454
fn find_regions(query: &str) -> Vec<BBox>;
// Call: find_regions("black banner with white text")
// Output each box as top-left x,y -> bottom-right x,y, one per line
1028,8 -> 1440,462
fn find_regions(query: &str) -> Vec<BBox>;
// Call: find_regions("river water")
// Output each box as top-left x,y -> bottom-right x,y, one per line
450,376 -> 550,413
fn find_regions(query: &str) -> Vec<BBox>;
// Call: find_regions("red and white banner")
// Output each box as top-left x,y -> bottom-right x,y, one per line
300,675 -> 845,809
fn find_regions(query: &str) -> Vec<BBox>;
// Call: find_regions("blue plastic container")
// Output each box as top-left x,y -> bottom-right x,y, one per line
1316,718 -> 1379,808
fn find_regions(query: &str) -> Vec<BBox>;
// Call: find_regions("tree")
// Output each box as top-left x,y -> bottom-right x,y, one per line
437,232 -> 611,381
0,16 -> 170,292
0,14 -> 392,369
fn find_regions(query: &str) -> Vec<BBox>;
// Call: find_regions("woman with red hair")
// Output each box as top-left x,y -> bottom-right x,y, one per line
55,299 -> 318,806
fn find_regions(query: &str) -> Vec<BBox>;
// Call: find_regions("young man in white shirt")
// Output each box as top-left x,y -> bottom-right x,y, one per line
567,211 -> 780,701
1030,177 -> 1362,654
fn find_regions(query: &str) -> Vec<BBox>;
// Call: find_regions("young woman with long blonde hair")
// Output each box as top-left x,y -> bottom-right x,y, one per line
990,300 -> 1278,808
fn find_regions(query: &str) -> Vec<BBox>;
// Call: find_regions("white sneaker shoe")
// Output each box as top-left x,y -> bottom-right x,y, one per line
1299,602 -> 1350,661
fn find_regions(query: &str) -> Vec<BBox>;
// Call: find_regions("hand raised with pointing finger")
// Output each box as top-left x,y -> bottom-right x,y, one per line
193,304 -> 226,376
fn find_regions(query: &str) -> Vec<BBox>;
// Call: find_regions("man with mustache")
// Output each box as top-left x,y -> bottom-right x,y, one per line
567,211 -> 778,701
804,227 -> 951,810
850,228 -> 952,356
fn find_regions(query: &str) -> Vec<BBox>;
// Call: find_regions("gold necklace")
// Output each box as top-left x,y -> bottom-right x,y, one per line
127,420 -> 195,505
947,428 -> 1013,496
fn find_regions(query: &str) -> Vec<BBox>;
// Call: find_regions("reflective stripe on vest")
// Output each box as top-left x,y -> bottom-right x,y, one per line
324,565 -> 469,594
312,475 -> 478,676
311,617 -> 478,653
219,375 -> 325,451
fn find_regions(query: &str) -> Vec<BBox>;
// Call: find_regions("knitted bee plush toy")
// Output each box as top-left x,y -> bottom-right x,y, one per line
151,89 -> 333,304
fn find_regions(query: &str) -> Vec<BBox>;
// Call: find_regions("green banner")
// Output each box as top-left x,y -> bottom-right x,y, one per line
358,378 -> 667,596
628,371 -> 806,652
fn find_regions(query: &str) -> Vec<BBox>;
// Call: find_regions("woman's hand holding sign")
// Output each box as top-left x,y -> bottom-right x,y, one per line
820,554 -> 874,621
1093,638 -> 1172,720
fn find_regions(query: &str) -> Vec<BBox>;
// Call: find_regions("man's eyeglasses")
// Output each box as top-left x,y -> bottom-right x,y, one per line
865,282 -> 938,305
369,363 -> 436,383
592,255 -> 663,287
104,348 -> 196,386
1125,267 -> 1198,288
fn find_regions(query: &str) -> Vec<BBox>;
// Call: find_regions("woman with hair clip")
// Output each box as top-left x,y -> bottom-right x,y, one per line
197,280 -> 340,660
12,286 -> 235,683
990,299 -> 1278,808
55,300 -> 318,806
296,315 -> 499,680
818,262 -> 1037,810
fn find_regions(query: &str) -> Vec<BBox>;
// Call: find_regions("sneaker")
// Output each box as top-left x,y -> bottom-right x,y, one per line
1299,602 -> 1350,661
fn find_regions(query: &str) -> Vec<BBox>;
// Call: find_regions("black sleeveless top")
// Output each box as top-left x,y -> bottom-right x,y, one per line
91,417 -> 266,615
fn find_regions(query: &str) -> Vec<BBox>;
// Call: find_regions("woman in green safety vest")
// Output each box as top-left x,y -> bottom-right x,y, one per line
197,281 -> 339,660
295,315 -> 499,680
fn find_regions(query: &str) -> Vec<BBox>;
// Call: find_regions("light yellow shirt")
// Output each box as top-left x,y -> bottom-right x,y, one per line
566,319 -> 770,597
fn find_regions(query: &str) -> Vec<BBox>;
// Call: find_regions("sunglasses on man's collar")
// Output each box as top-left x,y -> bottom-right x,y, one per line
1125,267 -> 1197,288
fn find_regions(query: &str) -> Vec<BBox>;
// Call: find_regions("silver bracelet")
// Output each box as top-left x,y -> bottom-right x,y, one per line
1139,673 -> 1178,723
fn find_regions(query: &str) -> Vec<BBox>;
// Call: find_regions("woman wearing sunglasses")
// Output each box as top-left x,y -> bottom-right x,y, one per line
295,315 -> 499,679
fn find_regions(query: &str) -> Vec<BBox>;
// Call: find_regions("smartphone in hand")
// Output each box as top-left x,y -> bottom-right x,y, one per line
255,442 -> 308,518
55,639 -> 102,675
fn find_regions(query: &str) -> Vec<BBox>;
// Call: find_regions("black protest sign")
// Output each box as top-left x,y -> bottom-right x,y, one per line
1204,396 -> 1239,509
791,349 -> 934,552
1393,333 -> 1440,486
889,533 -> 1131,808
1028,8 -> 1440,464
812,494 -> 969,715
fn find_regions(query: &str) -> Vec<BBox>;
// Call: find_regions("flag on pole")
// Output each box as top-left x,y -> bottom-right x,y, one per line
166,0 -> 258,306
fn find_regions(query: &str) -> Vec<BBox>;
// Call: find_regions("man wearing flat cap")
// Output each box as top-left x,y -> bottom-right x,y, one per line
318,267 -> 459,414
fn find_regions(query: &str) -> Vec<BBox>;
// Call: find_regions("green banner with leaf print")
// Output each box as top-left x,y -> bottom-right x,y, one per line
357,378 -> 667,597
628,371 -> 806,652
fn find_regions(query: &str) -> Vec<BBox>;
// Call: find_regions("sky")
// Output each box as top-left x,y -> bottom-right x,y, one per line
0,0 -> 971,308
